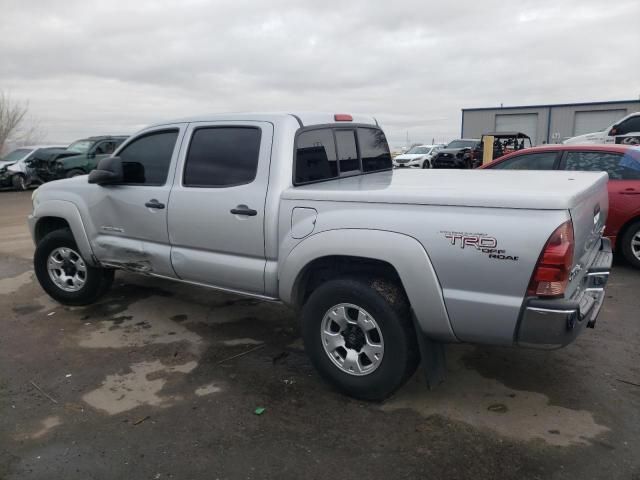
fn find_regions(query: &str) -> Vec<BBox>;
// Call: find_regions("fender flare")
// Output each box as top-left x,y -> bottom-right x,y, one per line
279,229 -> 457,342
31,200 -> 97,266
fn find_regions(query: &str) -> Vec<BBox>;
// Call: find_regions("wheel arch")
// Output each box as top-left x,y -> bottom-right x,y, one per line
31,200 -> 97,266
279,229 -> 456,342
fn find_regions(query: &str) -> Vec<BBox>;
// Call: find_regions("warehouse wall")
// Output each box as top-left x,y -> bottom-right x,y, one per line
462,101 -> 640,145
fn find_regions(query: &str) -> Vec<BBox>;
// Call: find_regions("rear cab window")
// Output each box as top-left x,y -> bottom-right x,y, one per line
294,125 -> 391,185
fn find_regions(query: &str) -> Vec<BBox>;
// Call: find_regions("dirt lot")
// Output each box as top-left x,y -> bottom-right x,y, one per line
1,189 -> 639,479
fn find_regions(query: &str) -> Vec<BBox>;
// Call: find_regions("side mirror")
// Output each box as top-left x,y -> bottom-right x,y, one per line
88,156 -> 123,185
609,127 -> 618,136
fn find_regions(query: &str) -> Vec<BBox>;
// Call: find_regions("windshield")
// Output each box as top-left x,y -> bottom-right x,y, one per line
406,146 -> 431,155
66,140 -> 92,154
1,148 -> 32,162
447,140 -> 477,149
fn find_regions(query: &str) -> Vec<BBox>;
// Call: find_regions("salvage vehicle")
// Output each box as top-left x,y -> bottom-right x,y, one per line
0,145 -> 66,190
32,135 -> 127,182
481,144 -> 640,268
431,138 -> 481,169
473,132 -> 532,162
29,112 -> 612,400
564,112 -> 640,145
392,144 -> 442,169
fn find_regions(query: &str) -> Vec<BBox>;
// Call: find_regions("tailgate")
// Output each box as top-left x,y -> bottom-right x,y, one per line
566,172 -> 609,296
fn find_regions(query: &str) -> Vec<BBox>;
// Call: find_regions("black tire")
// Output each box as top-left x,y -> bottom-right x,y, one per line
620,220 -> 640,269
66,169 -> 85,178
34,229 -> 114,306
302,277 -> 419,401
422,160 -> 430,169
11,174 -> 27,191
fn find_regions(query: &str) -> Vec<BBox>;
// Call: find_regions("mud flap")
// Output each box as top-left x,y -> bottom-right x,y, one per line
412,314 -> 446,389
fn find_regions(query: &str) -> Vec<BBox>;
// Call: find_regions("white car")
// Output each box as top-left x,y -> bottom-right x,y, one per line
564,112 -> 640,145
393,144 -> 443,169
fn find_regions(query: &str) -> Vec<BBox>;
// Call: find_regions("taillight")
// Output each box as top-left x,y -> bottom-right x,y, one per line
334,114 -> 353,122
527,220 -> 574,298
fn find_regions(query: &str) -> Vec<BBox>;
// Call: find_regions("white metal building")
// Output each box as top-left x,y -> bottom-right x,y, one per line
461,100 -> 640,145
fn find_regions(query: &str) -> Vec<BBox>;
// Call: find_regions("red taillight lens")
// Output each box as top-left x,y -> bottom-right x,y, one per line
334,114 -> 353,122
527,220 -> 574,298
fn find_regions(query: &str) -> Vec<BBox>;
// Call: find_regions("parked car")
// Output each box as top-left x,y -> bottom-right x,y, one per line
0,145 -> 67,190
29,112 -> 611,400
473,132 -> 532,163
32,136 -> 127,182
393,144 -> 442,169
564,112 -> 640,145
431,138 -> 481,169
481,144 -> 640,268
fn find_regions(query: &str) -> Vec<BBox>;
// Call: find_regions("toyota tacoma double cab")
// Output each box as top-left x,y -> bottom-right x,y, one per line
29,112 -> 612,400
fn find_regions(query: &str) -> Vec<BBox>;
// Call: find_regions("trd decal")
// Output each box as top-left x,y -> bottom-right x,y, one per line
440,231 -> 519,261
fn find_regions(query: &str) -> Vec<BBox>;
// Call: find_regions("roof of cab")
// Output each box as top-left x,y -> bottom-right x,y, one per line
151,112 -> 379,129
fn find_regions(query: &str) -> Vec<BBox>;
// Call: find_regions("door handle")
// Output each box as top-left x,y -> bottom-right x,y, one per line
620,189 -> 640,195
230,205 -> 257,216
145,199 -> 165,209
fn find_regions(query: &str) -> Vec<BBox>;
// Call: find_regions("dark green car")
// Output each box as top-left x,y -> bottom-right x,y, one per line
33,136 -> 128,182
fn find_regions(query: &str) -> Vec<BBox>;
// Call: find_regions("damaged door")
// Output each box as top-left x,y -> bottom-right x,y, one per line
86,125 -> 185,277
167,121 -> 272,294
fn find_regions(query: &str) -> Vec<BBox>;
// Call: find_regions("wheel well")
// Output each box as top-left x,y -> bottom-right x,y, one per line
293,255 -> 407,308
35,217 -> 70,244
616,216 -> 640,252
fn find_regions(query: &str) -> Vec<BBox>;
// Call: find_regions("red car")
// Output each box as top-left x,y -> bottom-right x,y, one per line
481,144 -> 640,268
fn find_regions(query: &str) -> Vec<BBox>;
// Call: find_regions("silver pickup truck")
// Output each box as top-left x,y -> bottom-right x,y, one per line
29,112 -> 613,400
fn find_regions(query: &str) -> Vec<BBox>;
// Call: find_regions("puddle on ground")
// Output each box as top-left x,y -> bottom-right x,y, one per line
82,360 -> 198,415
78,296 -> 202,352
222,338 -> 263,347
383,348 -> 609,447
0,271 -> 33,295
195,383 -> 223,396
15,416 -> 62,440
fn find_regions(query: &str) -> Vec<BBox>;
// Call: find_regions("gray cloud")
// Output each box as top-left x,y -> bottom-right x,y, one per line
1,0 -> 638,147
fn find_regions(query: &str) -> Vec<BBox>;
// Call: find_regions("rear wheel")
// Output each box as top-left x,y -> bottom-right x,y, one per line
11,174 -> 27,191
34,229 -> 114,305
621,220 -> 640,269
302,278 -> 419,401
66,169 -> 85,178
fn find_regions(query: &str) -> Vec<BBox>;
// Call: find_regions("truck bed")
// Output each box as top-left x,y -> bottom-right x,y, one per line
283,170 -> 609,210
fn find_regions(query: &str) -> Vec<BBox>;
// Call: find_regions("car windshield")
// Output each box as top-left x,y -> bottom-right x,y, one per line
66,140 -> 92,154
1,148 -> 32,162
406,147 -> 431,154
447,140 -> 477,149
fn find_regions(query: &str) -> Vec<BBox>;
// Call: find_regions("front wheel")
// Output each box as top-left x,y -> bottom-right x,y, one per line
11,174 -> 27,191
422,160 -> 430,169
302,278 -> 419,401
621,221 -> 640,269
34,229 -> 114,305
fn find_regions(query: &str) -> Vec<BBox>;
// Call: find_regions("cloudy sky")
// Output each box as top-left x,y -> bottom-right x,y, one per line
1,0 -> 639,148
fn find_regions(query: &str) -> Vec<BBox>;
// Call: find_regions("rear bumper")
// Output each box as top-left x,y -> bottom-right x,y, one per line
516,238 -> 612,349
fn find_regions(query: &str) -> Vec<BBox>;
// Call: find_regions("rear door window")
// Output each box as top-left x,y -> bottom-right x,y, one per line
358,128 -> 392,172
295,129 -> 338,184
491,152 -> 559,170
184,127 -> 261,187
335,130 -> 359,174
563,151 -> 640,180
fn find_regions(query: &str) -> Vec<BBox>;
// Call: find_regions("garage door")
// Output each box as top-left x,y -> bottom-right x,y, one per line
495,114 -> 538,144
574,110 -> 626,136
